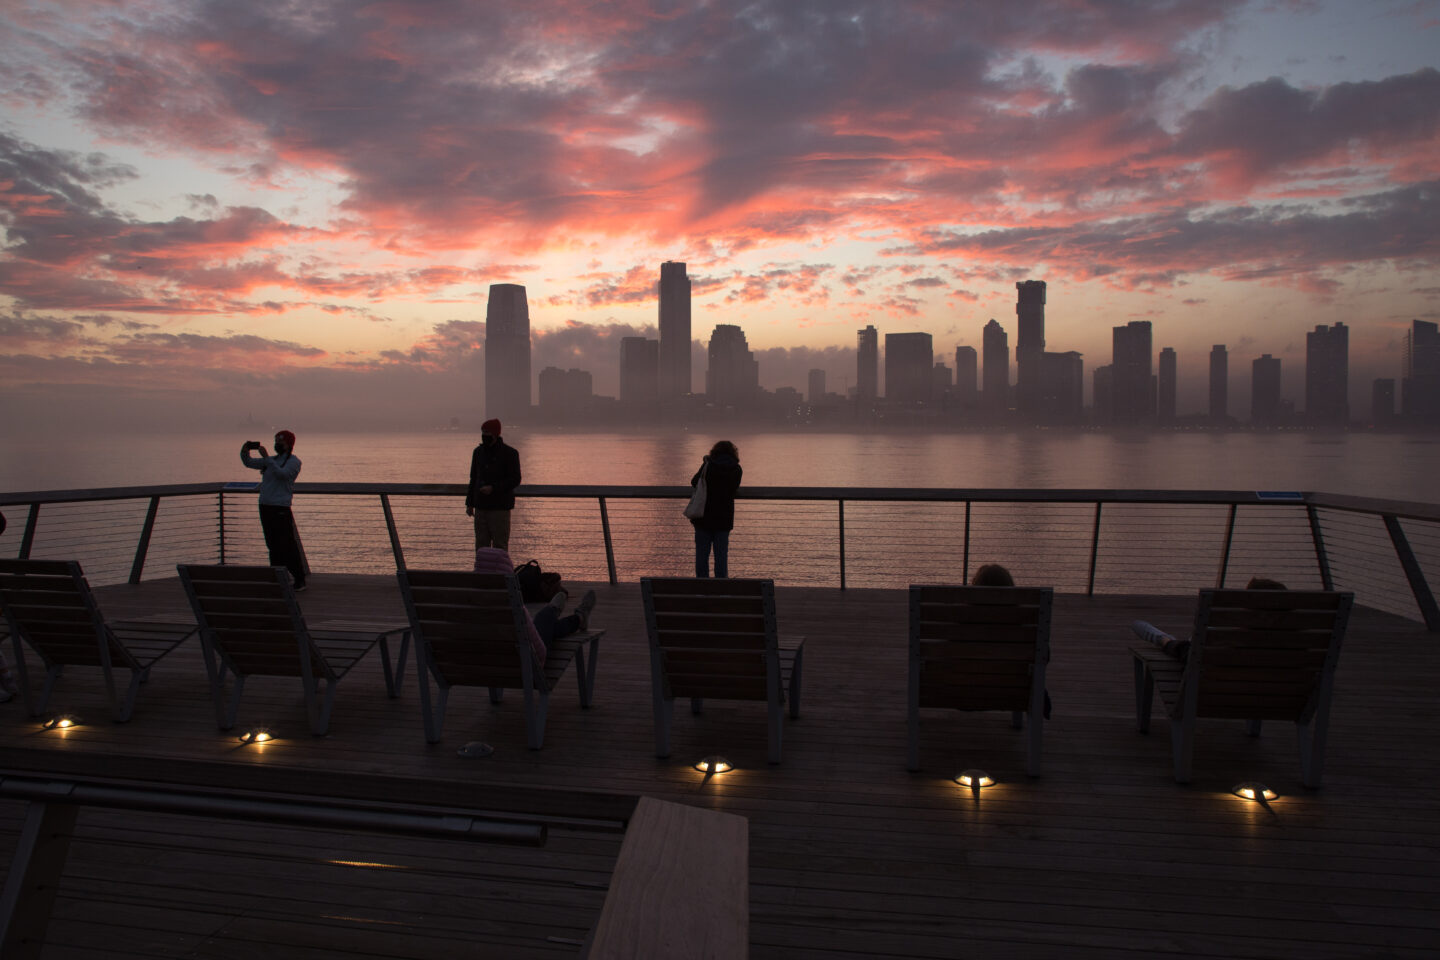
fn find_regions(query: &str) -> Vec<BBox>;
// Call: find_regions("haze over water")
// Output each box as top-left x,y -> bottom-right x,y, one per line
4,431 -> 1436,503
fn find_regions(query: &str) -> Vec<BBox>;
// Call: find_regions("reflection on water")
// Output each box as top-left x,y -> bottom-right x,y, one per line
3,429 -> 1438,502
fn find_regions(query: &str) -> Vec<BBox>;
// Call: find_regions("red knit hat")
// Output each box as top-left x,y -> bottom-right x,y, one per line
275,429 -> 296,447
481,419 -> 501,435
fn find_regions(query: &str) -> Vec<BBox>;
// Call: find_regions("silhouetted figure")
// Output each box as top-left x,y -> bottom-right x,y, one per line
474,547 -> 596,661
972,562 -> 1050,718
1133,576 -> 1288,660
240,430 -> 306,591
690,440 -> 742,578
466,419 -> 522,551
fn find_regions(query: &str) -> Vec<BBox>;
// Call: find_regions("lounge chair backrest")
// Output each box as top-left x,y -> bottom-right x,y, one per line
642,578 -> 776,702
398,569 -> 537,689
1187,589 -> 1352,723
909,585 -> 1052,713
0,558 -> 135,669
178,564 -> 325,679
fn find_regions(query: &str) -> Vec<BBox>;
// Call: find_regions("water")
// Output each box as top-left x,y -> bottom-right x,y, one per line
3,429 -> 1438,501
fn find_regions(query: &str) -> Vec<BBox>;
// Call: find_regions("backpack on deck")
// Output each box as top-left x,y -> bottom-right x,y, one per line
514,559 -> 563,604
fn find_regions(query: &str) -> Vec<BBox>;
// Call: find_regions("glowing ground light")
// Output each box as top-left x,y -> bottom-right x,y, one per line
42,714 -> 80,730
694,756 -> 733,775
238,727 -> 275,744
955,769 -> 995,797
1233,782 -> 1278,802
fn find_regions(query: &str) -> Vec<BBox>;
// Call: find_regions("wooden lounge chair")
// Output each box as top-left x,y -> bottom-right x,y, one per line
177,564 -> 410,736
396,569 -> 602,748
0,558 -> 195,722
1131,588 -> 1354,787
641,577 -> 804,764
907,584 -> 1052,775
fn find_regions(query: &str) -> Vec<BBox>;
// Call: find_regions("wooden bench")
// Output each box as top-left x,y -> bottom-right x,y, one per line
641,578 -> 803,765
908,584 -> 1052,775
583,796 -> 749,960
1132,588 -> 1354,787
396,569 -> 601,748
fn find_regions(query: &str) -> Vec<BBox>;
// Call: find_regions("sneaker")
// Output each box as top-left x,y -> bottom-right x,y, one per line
294,582 -> 308,593
545,589 -> 569,614
575,590 -> 597,631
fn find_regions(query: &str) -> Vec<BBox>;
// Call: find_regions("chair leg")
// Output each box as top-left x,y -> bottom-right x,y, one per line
415,644 -> 443,743
1134,657 -> 1154,734
575,635 -> 598,709
116,669 -> 145,723
906,700 -> 920,772
310,679 -> 337,736
1246,718 -> 1262,737
787,647 -> 804,719
653,694 -> 673,758
767,696 -> 783,764
377,634 -> 401,698
1011,710 -> 1024,730
523,687 -> 549,750
690,697 -> 703,715
1170,716 -> 1194,783
489,687 -> 505,704
222,676 -> 245,731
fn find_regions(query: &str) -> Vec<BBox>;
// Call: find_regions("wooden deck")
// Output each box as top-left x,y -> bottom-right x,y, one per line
2,575 -> 1438,959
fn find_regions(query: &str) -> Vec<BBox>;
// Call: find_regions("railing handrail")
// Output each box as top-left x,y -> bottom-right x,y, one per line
6,480 -> 1435,514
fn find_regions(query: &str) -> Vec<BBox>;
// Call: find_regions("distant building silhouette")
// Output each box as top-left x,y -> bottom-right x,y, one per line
1015,280 -> 1046,420
1402,320 -> 1440,425
1093,365 -> 1113,423
857,325 -> 879,402
485,283 -> 531,421
1209,345 -> 1228,423
1158,347 -> 1177,424
1372,378 -> 1396,427
1252,354 -> 1282,424
538,366 -> 592,418
982,319 -> 1009,417
808,368 -> 826,404
932,361 -> 952,401
706,324 -> 759,407
658,261 -> 691,399
1111,321 -> 1153,425
619,336 -> 659,410
954,346 -> 977,409
885,332 -> 934,405
1305,322 -> 1349,425
1039,350 -> 1083,424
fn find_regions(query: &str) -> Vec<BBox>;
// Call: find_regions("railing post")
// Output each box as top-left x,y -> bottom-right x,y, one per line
962,501 -> 971,584
18,504 -> 38,560
1216,504 -> 1237,588
217,492 -> 226,565
598,497 -> 617,585
1382,515 -> 1440,632
1087,501 -> 1103,596
128,495 -> 161,584
838,499 -> 847,591
1306,504 -> 1334,591
380,494 -> 406,572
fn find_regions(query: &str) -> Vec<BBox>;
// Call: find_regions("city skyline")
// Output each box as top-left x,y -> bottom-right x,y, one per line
1,1 -> 1438,434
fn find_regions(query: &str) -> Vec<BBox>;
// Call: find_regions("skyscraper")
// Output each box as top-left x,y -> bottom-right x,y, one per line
1111,321 -> 1153,425
658,261 -> 691,399
1209,345 -> 1228,424
857,325 -> 878,402
1402,320 -> 1440,425
1015,280 -> 1046,420
885,332 -> 933,405
484,283 -> 530,421
1305,322 -> 1349,425
619,336 -> 659,409
706,324 -> 759,407
1040,351 -> 1084,424
932,361 -> 952,401
808,368 -> 826,404
982,319 -> 1009,416
1252,354 -> 1282,424
1093,365 -> 1113,423
537,366 -> 592,418
1158,347 -> 1177,423
954,346 -> 978,408
1373,378 -> 1396,427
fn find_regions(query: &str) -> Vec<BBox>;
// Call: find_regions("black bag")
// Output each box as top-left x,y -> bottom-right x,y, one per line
514,559 -> 563,603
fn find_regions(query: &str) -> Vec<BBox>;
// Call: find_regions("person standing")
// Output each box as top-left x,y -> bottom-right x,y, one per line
240,430 -> 306,591
690,440 -> 742,578
466,419 -> 522,551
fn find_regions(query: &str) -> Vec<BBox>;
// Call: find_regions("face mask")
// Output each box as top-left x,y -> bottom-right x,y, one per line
482,435 -> 496,446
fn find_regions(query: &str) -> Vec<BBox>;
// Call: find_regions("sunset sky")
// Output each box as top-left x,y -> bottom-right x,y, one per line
2,0 -> 1438,430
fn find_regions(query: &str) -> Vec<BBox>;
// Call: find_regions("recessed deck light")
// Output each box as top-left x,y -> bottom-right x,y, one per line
42,714 -> 80,730
238,727 -> 275,744
695,755 -> 733,775
1233,781 -> 1277,802
457,741 -> 495,758
955,769 -> 995,795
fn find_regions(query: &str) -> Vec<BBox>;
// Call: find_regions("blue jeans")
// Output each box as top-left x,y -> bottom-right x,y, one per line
532,606 -> 581,651
694,527 -> 730,578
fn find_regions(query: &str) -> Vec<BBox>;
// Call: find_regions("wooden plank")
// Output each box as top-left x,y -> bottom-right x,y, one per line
586,796 -> 748,960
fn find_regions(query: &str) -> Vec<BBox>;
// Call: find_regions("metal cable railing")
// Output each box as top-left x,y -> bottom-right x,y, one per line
3,483 -> 1436,629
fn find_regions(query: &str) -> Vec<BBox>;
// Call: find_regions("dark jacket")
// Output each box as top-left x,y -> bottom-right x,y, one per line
690,454 -> 742,531
466,439 -> 522,510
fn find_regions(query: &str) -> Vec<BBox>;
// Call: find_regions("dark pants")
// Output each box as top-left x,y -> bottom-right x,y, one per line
258,504 -> 306,588
473,509 -> 512,551
694,527 -> 730,578
532,606 -> 581,651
